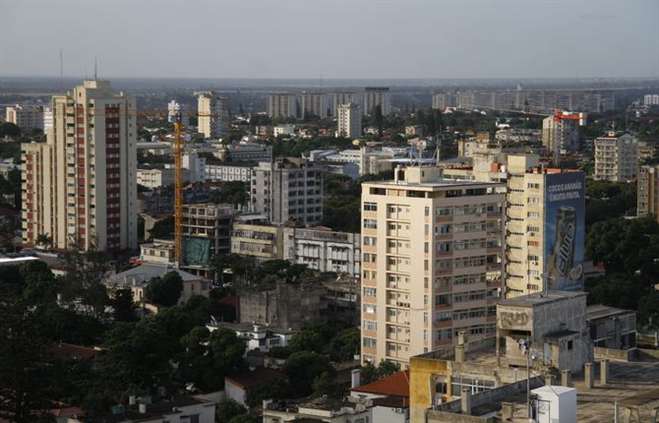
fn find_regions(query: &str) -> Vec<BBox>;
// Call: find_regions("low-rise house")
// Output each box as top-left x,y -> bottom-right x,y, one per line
206,321 -> 295,353
586,304 -> 637,349
225,367 -> 286,407
105,263 -> 210,306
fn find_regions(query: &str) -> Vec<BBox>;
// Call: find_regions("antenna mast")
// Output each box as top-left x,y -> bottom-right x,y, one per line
174,105 -> 184,267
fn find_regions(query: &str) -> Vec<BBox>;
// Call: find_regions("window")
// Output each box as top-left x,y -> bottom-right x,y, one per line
364,287 -> 377,297
364,202 -> 377,211
363,219 -> 377,229
363,236 -> 377,246
363,304 -> 376,314
437,207 -> 452,216
567,340 -> 573,350
363,253 -> 376,263
364,320 -> 377,331
363,337 -> 376,348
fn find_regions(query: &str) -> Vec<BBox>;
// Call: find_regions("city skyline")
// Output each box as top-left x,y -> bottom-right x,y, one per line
1,0 -> 658,80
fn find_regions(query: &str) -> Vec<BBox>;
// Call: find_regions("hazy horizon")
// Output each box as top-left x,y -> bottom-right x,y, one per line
2,0 -> 658,80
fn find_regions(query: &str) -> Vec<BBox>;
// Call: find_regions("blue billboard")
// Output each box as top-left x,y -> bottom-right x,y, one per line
544,172 -> 585,291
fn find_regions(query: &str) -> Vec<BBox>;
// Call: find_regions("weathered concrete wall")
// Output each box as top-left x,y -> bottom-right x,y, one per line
427,410 -> 494,422
594,346 -> 637,362
409,356 -> 449,423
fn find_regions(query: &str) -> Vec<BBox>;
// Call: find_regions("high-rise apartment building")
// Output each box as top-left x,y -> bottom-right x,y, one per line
181,203 -> 235,278
504,155 -> 585,297
637,165 -> 659,222
363,87 -> 391,116
337,103 -> 362,139
6,104 -> 44,131
542,112 -> 585,158
360,166 -> 505,366
251,158 -> 324,225
643,94 -> 659,106
266,94 -> 298,119
431,92 -> 457,110
299,92 -> 329,119
21,80 -> 137,251
331,92 -> 361,117
197,92 -> 230,139
593,132 -> 639,182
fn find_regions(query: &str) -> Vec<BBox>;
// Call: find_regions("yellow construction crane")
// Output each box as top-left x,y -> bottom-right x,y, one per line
173,107 -> 184,267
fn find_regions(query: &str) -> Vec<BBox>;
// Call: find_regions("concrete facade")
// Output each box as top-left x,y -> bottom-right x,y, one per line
21,80 -> 138,252
361,166 -> 505,366
283,226 -> 361,278
594,132 -> 639,182
196,91 -> 230,139
337,103 -> 362,138
250,158 -> 324,225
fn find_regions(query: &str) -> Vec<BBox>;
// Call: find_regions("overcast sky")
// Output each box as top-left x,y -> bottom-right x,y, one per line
1,0 -> 658,79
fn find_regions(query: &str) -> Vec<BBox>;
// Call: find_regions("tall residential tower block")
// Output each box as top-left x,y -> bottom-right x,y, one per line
22,80 -> 138,251
360,166 -> 505,366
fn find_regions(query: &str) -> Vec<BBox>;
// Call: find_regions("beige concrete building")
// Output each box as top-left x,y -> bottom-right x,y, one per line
283,226 -> 361,278
593,132 -> 639,182
5,104 -> 44,131
637,165 -> 659,221
181,203 -> 234,277
505,155 -> 585,297
196,91 -> 229,139
21,80 -> 137,252
360,166 -> 506,366
541,112 -> 584,157
231,223 -> 284,261
337,103 -> 362,139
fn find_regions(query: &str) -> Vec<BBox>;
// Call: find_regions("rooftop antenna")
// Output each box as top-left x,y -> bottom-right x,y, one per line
94,57 -> 98,80
59,48 -> 64,91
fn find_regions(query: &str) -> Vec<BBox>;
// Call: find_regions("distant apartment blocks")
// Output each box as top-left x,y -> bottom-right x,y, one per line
22,80 -> 137,252
196,91 -> 230,139
266,88 -> 391,120
337,103 -> 362,138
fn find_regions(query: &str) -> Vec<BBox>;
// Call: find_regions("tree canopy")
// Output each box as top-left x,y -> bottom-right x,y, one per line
145,271 -> 183,307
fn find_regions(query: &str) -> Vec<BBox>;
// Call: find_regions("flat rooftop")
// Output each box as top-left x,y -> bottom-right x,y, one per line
363,178 -> 503,189
586,304 -> 636,321
498,290 -> 586,308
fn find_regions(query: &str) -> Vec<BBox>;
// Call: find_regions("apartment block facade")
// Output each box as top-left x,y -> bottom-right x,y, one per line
505,155 -> 586,297
197,91 -> 230,139
337,103 -> 362,139
21,80 -> 137,252
6,104 -> 44,131
594,132 -> 639,182
266,94 -> 298,119
360,166 -> 505,366
181,203 -> 235,277
638,165 -> 659,222
250,158 -> 324,225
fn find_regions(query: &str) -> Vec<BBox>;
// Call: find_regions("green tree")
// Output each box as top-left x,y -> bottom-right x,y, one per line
312,370 -> 342,399
59,248 -> 111,318
177,327 -> 245,392
145,271 -> 183,307
0,296 -> 55,422
110,289 -> 137,322
0,122 -> 20,138
227,415 -> 258,423
284,351 -> 333,397
216,399 -> 247,422
327,327 -> 360,362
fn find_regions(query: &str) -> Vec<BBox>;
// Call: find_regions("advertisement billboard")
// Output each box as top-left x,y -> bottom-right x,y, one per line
544,172 -> 585,291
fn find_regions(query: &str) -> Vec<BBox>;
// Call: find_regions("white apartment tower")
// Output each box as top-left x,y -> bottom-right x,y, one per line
197,92 -> 230,139
361,166 -> 505,366
337,103 -> 362,139
21,80 -> 137,251
594,132 -> 639,182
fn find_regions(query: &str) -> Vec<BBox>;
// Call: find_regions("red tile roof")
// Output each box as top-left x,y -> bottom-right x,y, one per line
225,367 -> 285,390
351,371 -> 409,398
